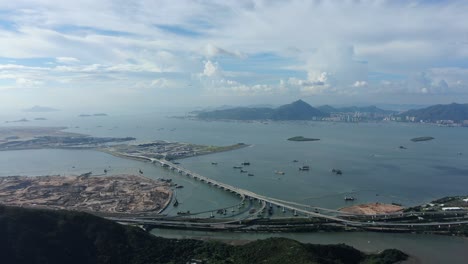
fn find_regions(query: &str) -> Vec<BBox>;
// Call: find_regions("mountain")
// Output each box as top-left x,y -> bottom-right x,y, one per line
318,105 -> 395,114
198,100 -> 328,120
197,107 -> 274,120
23,105 -> 59,112
0,205 -> 407,264
272,100 -> 327,120
317,105 -> 338,113
400,103 -> 468,122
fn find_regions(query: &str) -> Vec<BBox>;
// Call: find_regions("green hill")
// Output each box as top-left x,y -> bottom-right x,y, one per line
0,205 -> 407,264
400,103 -> 468,122
198,100 -> 328,120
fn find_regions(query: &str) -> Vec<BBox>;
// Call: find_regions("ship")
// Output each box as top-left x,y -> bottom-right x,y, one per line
332,169 -> 342,175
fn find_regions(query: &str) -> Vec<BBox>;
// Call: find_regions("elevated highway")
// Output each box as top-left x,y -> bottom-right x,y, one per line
113,153 -> 468,228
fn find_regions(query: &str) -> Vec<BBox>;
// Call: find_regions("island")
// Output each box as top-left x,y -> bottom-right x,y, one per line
411,136 -> 435,142
5,118 -> 29,123
101,141 -> 248,160
23,105 -> 59,112
399,102 -> 468,124
0,175 -> 172,214
0,127 -> 248,160
197,100 -> 329,121
288,136 -> 320,142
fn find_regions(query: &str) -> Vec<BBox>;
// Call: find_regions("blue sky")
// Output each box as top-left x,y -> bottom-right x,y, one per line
1,0 -> 468,111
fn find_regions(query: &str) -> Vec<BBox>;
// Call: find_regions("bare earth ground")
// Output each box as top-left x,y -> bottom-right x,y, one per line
0,175 -> 172,214
340,203 -> 403,215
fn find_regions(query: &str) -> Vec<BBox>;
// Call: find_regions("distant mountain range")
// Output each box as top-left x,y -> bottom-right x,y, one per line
317,105 -> 396,115
197,100 -> 329,120
400,103 -> 468,122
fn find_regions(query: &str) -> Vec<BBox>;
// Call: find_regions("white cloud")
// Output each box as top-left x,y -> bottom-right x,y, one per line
203,44 -> 246,59
2,1 -> 468,107
201,60 -> 220,77
56,57 -> 80,64
352,81 -> 368,88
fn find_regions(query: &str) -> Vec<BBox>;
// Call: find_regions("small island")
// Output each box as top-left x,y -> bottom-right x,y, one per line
288,136 -> 320,142
411,136 -> 435,142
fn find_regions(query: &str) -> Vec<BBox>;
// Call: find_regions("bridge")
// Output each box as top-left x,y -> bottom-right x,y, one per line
113,153 -> 468,228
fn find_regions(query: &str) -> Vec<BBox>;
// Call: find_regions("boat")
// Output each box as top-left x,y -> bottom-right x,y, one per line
240,169 -> 248,173
241,162 -> 250,166
173,199 -> 179,207
248,173 -> 254,176
211,162 -> 218,165
233,166 -> 243,169
299,165 -> 310,171
175,185 -> 184,189
344,196 -> 355,201
275,171 -> 285,175
139,169 -> 143,174
332,169 -> 343,175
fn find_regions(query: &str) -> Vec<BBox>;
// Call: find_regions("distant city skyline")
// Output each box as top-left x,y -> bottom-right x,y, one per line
1,0 -> 468,111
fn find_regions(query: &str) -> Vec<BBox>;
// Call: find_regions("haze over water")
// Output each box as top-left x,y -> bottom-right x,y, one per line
1,111 -> 468,263
1,112 -> 468,210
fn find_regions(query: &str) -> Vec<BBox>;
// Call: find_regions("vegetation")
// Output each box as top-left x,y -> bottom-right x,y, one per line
0,205 -> 408,264
400,103 -> 468,122
198,100 -> 328,121
288,136 -> 320,142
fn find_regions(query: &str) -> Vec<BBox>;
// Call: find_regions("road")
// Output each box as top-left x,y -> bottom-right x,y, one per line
111,153 -> 468,229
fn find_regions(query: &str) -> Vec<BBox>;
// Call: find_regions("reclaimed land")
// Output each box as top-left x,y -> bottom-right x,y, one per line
100,141 -> 249,161
0,175 -> 172,215
0,205 -> 408,264
0,127 -> 135,150
288,136 -> 320,142
0,127 -> 248,161
340,203 -> 403,215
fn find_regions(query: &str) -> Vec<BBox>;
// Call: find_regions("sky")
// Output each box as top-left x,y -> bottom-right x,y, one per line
1,0 -> 468,111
